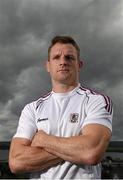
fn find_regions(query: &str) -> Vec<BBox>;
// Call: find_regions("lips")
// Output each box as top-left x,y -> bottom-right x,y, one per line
58,69 -> 69,72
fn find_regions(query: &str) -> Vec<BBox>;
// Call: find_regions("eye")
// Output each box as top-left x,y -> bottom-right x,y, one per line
65,55 -> 75,61
52,54 -> 60,60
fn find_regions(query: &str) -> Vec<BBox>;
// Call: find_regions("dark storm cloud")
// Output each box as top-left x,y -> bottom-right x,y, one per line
0,0 -> 123,140
75,0 -> 123,87
0,0 -> 48,45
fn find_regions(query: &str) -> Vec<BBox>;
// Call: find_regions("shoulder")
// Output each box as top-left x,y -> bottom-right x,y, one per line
31,91 -> 52,110
78,85 -> 113,114
21,91 -> 52,113
79,84 -> 112,101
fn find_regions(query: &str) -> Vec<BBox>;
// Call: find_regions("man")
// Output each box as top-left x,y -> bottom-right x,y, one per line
9,36 -> 113,179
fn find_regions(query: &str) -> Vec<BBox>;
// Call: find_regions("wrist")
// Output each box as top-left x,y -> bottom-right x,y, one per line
43,135 -> 59,152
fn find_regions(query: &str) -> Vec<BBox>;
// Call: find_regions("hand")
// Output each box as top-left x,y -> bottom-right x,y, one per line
31,130 -> 48,147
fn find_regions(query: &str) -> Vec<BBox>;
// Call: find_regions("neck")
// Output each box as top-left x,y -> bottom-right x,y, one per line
52,82 -> 79,93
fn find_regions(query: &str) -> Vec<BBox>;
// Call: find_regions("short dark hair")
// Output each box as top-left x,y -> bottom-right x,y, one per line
48,36 -> 80,60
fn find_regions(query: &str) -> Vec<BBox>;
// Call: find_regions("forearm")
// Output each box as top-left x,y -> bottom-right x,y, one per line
40,134 -> 88,164
14,147 -> 62,172
9,139 -> 63,173
37,126 -> 111,165
42,135 -> 104,165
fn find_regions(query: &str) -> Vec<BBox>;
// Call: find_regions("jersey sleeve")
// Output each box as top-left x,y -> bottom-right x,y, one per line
82,94 -> 113,131
14,102 -> 37,140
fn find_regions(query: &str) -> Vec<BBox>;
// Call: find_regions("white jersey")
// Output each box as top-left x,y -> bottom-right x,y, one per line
14,84 -> 113,179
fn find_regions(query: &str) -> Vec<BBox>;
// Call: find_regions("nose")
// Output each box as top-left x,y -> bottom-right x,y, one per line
59,56 -> 68,66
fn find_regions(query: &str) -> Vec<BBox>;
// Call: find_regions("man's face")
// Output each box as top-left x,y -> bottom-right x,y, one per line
46,43 -> 82,85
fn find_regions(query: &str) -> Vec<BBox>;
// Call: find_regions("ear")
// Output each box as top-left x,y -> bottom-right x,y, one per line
44,60 -> 50,72
78,60 -> 84,70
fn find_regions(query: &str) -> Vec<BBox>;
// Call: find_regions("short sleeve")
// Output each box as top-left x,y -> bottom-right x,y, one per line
82,94 -> 113,131
14,102 -> 37,140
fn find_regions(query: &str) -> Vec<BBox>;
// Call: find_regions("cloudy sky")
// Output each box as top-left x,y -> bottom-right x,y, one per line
0,0 -> 123,141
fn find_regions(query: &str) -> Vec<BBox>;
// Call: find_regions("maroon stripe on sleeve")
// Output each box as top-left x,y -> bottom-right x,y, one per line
79,85 -> 113,114
36,91 -> 51,110
101,94 -> 113,114
79,86 -> 86,91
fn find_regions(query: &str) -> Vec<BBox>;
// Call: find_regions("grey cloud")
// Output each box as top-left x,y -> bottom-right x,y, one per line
0,0 -> 123,141
0,116 -> 18,141
7,66 -> 50,116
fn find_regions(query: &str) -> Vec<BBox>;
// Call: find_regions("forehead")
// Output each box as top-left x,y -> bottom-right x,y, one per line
50,43 -> 77,56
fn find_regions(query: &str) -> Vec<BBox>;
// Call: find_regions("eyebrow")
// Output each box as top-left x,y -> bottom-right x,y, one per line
52,52 -> 76,57
52,53 -> 76,59
52,54 -> 60,59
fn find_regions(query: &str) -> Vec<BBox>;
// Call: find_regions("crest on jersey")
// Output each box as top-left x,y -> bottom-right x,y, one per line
69,113 -> 79,123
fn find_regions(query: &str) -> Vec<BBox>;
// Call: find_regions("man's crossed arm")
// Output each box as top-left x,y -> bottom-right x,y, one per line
31,124 -> 111,165
9,137 -> 64,173
9,124 -> 111,173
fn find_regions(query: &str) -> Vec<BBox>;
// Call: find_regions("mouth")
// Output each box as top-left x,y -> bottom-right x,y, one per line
57,69 -> 69,72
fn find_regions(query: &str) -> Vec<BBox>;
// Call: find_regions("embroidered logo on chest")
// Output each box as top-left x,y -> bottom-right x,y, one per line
69,113 -> 79,123
37,118 -> 48,123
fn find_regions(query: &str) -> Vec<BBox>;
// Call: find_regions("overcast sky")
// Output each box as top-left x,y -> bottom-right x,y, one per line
0,0 -> 123,141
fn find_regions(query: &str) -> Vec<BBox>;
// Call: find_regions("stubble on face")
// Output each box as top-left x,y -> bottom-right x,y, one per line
47,43 -> 80,85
